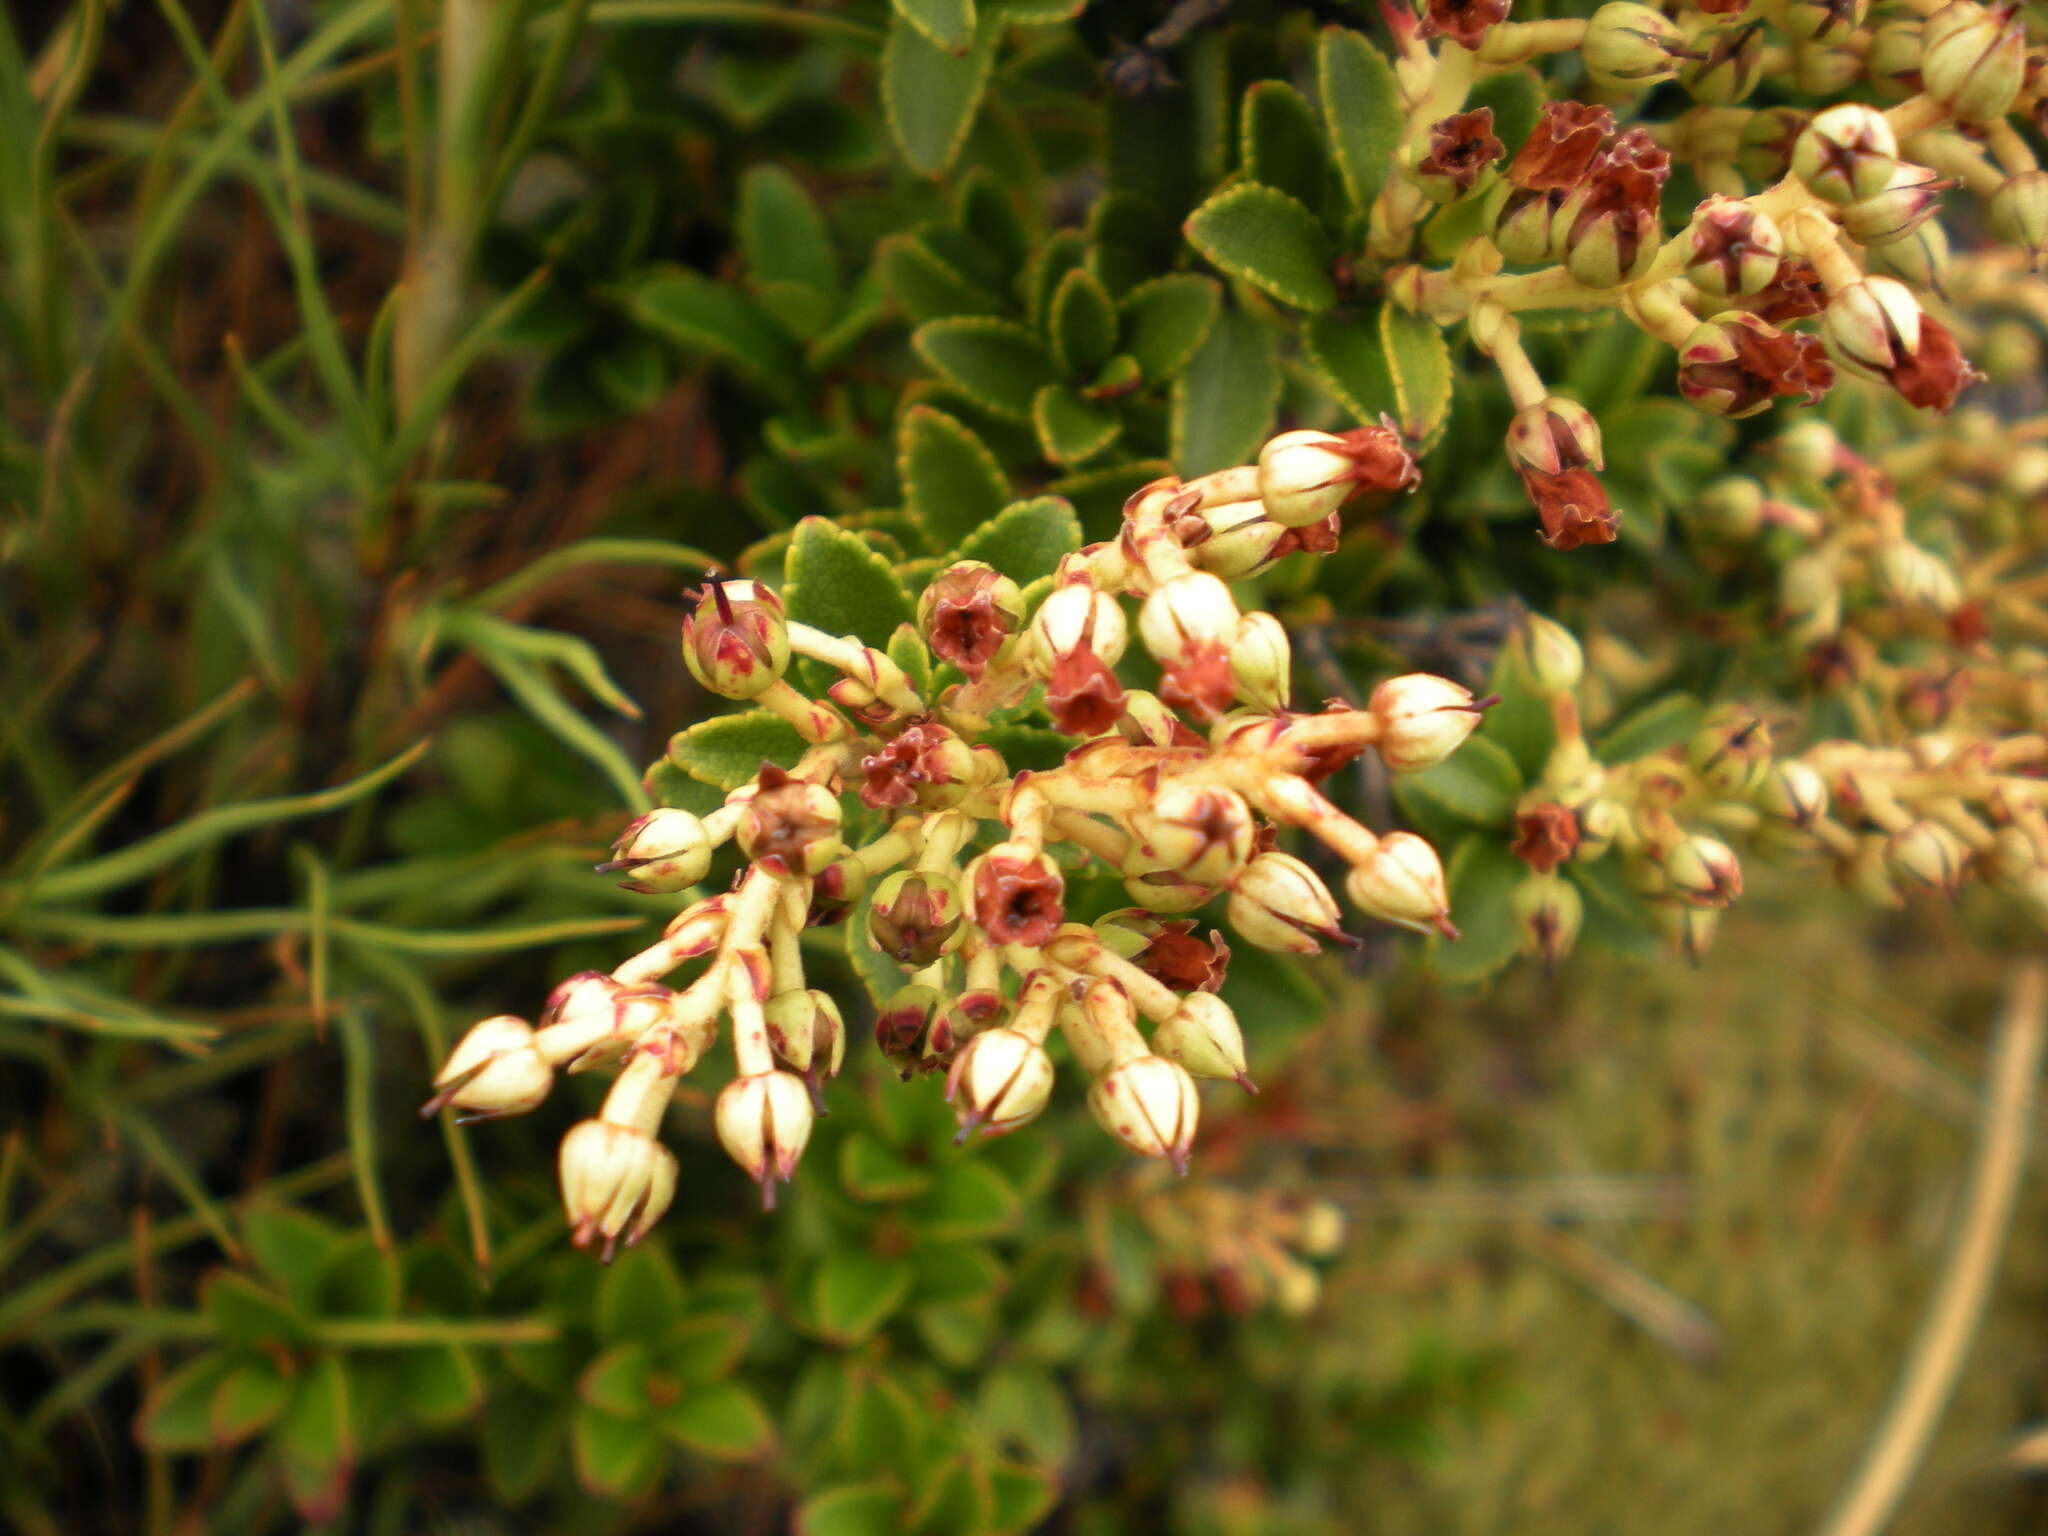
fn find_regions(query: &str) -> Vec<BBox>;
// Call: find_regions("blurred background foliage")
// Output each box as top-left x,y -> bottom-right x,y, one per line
4,0 -> 2048,1531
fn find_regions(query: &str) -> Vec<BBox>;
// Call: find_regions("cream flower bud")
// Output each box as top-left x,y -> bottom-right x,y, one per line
558,1119 -> 678,1257
1028,582 -> 1127,671
1872,539 -> 1963,614
1840,165 -> 1948,249
1227,851 -> 1345,954
423,1015 -> 552,1121
1920,0 -> 2025,124
1884,819 -> 1969,895
1820,275 -> 1923,379
1792,104 -> 1899,204
1506,397 -> 1605,476
1514,612 -> 1583,698
764,988 -> 844,1078
1343,832 -> 1456,937
1128,781 -> 1256,888
945,1027 -> 1056,1140
1510,874 -> 1583,968
1774,419 -> 1840,482
681,579 -> 790,699
1186,502 -> 1293,579
1138,571 -> 1240,669
1152,992 -> 1251,1089
868,869 -> 967,966
601,808 -> 713,893
1756,761 -> 1829,826
1989,172 -> 2048,267
714,1070 -> 815,1207
1584,2 -> 1689,89
1088,1054 -> 1200,1171
1780,551 -> 1843,648
1660,834 -> 1743,908
1229,612 -> 1292,711
1256,426 -> 1419,528
537,972 -> 669,1071
1368,673 -> 1482,773
1686,706 -> 1772,795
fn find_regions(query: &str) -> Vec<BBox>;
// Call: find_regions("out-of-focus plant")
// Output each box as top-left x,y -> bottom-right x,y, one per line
9,0 -> 2048,1529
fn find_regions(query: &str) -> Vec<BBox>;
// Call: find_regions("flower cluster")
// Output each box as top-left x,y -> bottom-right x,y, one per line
424,431 -> 1484,1255
1379,0 -> 2043,549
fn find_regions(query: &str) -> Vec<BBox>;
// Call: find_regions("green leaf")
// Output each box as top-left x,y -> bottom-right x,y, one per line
201,1270 -> 309,1348
645,757 -> 726,814
883,9 -> 998,178
1303,306 -> 1396,424
394,1343 -> 480,1427
660,1380 -> 773,1460
797,1482 -> 901,1536
879,232 -> 1004,323
739,166 -> 839,337
1118,273 -> 1221,385
137,1353 -> 233,1452
1241,80 -> 1332,213
978,723 -> 1071,773
953,496 -> 1083,585
276,1354 -> 352,1523
210,1355 -> 292,1447
1183,182 -> 1335,312
975,1363 -> 1076,1468
1025,229 -> 1088,331
664,1312 -> 754,1385
891,0 -> 975,53
314,1234 -> 398,1318
916,1298 -> 998,1368
240,1206 -> 341,1314
1430,835 -> 1523,985
888,624 -> 935,700
668,710 -> 808,792
1469,68 -> 1541,159
620,266 -> 802,404
1086,191 -> 1178,299
1391,734 -> 1523,828
912,1242 -> 1007,1304
911,1159 -> 1021,1240
1380,303 -> 1455,445
1484,642 -> 1557,782
1172,305 -> 1281,476
1033,384 -> 1121,466
483,1383 -> 563,1504
786,515 -> 917,650
909,1454 -> 991,1534
1317,27 -> 1404,213
988,1462 -> 1059,1532
594,331 -> 673,413
841,1129 -> 936,1201
1597,693 -> 1706,764
812,1251 -> 915,1344
913,318 -> 1063,421
572,1403 -> 666,1498
900,405 -> 1010,554
581,1343 -> 657,1420
599,1248 -> 686,1344
1049,267 -> 1118,378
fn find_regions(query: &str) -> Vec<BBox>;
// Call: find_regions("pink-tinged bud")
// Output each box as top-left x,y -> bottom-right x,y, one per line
1122,869 -> 1215,914
1506,397 -> 1605,476
1088,1055 -> 1200,1171
1872,539 -> 1963,613
1113,690 -> 1199,749
1494,187 -> 1566,264
537,973 -> 672,1071
918,561 -> 1024,681
764,988 -> 844,1078
1045,648 -> 1126,737
1738,107 -> 1807,185
1410,108 -> 1505,201
1989,172 -> 2048,266
1686,707 -> 1772,795
1920,0 -> 2025,124
1510,873 -> 1583,967
1368,673 -> 1482,773
1684,197 -> 1784,300
1791,104 -> 1898,204
1783,0 -> 1867,41
1660,834 -> 1743,908
1821,277 -> 1980,413
1585,2 -> 1691,89
559,1120 -> 678,1258
1028,582 -> 1127,673
1344,831 -> 1456,936
867,870 -> 966,967
599,808 -> 712,893
714,1070 -> 813,1207
945,1027 -> 1055,1140
1680,22 -> 1765,104
859,721 -> 975,810
1756,760 -> 1829,826
1138,572 -> 1240,668
681,579 -> 789,699
1416,0 -> 1509,50
1129,781 -> 1256,887
735,767 -> 845,876
1553,173 -> 1661,288
1228,851 -> 1345,953
1885,819 -> 1969,895
1153,992 -> 1251,1088
1865,20 -> 1924,97
1229,612 -> 1293,711
1840,165 -> 1949,248
1256,425 -> 1420,528
1676,312 -> 1835,418
1182,501 -> 1293,580
422,1015 -> 552,1121
875,983 -> 946,1078
967,841 -> 1066,947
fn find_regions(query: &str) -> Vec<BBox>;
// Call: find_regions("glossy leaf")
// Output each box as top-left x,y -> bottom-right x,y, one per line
276,1354 -> 352,1523
883,10 -> 999,178
1049,267 -> 1118,378
913,318 -> 1063,421
201,1270 -> 310,1348
785,516 -> 917,650
953,496 -> 1083,585
136,1352 -> 233,1452
1118,272 -> 1221,384
911,1158 -> 1021,1240
572,1402 -> 666,1498
1182,182 -> 1336,312
900,405 -> 1010,554
739,165 -> 839,336
599,1247 -> 686,1345
841,1129 -> 937,1202
1430,834 -> 1524,984
797,1482 -> 901,1536
1033,383 -> 1121,466
1598,693 -> 1706,764
1172,305 -> 1281,476
1318,27 -> 1404,213
210,1354 -> 291,1447
1241,80 -> 1332,213
879,232 -> 1005,323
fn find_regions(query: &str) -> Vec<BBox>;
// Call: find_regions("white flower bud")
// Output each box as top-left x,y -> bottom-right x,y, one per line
602,808 -> 713,893
558,1119 -> 678,1257
1028,582 -> 1127,672
1229,612 -> 1292,711
423,1015 -> 552,1121
715,1070 -> 815,1207
1128,781 -> 1256,888
1227,851 -> 1345,954
1343,832 -> 1455,936
1368,673 -> 1482,773
945,1027 -> 1056,1140
1152,992 -> 1251,1088
1137,572 -> 1240,669
1087,1054 -> 1200,1171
